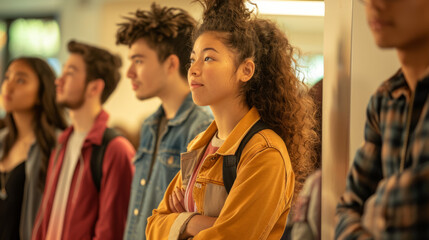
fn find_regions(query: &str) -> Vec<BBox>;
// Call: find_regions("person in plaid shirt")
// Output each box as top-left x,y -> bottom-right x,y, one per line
335,0 -> 429,239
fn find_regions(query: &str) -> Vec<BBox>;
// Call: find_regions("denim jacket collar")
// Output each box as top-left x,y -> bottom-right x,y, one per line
145,93 -> 196,127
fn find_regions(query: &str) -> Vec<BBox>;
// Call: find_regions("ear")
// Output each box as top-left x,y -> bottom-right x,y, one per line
87,79 -> 105,99
164,54 -> 180,74
238,58 -> 255,83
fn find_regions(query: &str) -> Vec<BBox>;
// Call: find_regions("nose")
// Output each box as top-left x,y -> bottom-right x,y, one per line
365,0 -> 388,10
127,65 -> 136,79
55,74 -> 64,86
1,80 -> 12,95
188,61 -> 201,77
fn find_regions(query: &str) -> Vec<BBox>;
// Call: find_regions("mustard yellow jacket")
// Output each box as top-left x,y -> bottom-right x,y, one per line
146,108 -> 295,240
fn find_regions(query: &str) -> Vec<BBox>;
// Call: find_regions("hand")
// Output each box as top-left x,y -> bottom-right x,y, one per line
169,187 -> 186,213
180,215 -> 217,239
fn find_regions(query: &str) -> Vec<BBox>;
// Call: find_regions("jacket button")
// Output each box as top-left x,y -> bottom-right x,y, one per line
134,209 -> 139,216
140,179 -> 146,186
167,156 -> 174,165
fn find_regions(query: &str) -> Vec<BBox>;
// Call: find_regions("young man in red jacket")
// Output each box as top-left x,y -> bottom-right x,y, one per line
32,40 -> 135,240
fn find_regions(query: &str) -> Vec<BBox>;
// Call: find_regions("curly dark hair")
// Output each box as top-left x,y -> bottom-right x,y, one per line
67,40 -> 122,103
194,0 -> 319,196
116,2 -> 196,78
2,57 -> 67,190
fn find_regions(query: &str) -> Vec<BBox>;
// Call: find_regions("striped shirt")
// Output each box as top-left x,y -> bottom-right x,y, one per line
336,70 -> 429,239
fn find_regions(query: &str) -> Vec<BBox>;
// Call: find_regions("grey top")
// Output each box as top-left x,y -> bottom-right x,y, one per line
0,128 -> 44,240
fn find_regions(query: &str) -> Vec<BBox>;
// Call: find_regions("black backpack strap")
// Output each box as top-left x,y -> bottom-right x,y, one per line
223,120 -> 270,194
91,128 -> 120,192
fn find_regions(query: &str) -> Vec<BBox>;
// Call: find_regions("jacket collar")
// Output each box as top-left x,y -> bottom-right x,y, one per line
187,107 -> 260,156
58,109 -> 109,147
145,93 -> 197,126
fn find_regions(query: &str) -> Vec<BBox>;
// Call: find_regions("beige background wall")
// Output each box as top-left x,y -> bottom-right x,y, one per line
0,0 -> 324,135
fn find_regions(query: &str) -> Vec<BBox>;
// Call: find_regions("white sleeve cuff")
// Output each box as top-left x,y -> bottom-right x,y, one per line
168,212 -> 200,240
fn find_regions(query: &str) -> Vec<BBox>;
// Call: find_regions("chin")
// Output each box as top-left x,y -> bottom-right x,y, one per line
3,107 -> 12,113
191,95 -> 209,107
58,99 -> 81,110
56,99 -> 65,106
372,34 -> 398,49
136,94 -> 150,101
374,39 -> 396,49
136,89 -> 159,101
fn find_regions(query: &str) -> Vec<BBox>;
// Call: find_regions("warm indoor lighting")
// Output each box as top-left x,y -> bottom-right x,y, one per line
247,1 -> 325,17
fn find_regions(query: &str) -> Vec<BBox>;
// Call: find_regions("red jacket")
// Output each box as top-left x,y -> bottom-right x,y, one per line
32,110 -> 135,240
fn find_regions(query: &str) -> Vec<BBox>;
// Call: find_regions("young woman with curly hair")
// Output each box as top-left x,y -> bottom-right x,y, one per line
116,3 -> 213,240
0,57 -> 67,240
146,0 -> 318,239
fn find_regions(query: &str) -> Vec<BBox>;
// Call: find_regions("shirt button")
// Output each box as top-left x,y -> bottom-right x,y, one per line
134,209 -> 139,216
140,179 -> 146,186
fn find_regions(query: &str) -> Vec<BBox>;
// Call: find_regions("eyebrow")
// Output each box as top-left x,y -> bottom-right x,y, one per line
5,71 -> 29,77
191,47 -> 219,54
15,72 -> 29,77
130,54 -> 145,59
64,65 -> 78,71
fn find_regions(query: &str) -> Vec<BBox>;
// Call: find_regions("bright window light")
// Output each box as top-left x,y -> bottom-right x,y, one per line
246,1 -> 325,17
9,18 -> 60,59
297,54 -> 324,86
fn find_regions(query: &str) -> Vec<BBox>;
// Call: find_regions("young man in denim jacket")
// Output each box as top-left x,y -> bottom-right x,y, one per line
116,3 -> 213,240
336,0 -> 429,239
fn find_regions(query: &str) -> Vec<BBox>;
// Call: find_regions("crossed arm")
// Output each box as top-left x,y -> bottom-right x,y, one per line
168,187 -> 217,239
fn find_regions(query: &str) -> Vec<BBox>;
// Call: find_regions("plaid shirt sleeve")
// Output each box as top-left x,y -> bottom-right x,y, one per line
335,94 -> 384,240
361,161 -> 429,239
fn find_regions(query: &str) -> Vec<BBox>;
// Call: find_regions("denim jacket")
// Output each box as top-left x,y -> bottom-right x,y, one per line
124,93 -> 212,240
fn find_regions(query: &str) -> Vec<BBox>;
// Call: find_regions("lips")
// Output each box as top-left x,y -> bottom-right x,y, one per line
3,94 -> 11,102
131,81 -> 140,91
368,18 -> 393,31
190,80 -> 203,89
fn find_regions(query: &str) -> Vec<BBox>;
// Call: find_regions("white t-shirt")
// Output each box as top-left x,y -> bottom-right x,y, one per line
46,130 -> 87,240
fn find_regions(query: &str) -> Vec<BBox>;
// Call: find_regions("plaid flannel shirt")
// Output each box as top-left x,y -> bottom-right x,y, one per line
335,70 -> 429,240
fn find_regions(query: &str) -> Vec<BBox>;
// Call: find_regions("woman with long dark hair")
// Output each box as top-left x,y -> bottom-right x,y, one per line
0,57 -> 67,240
